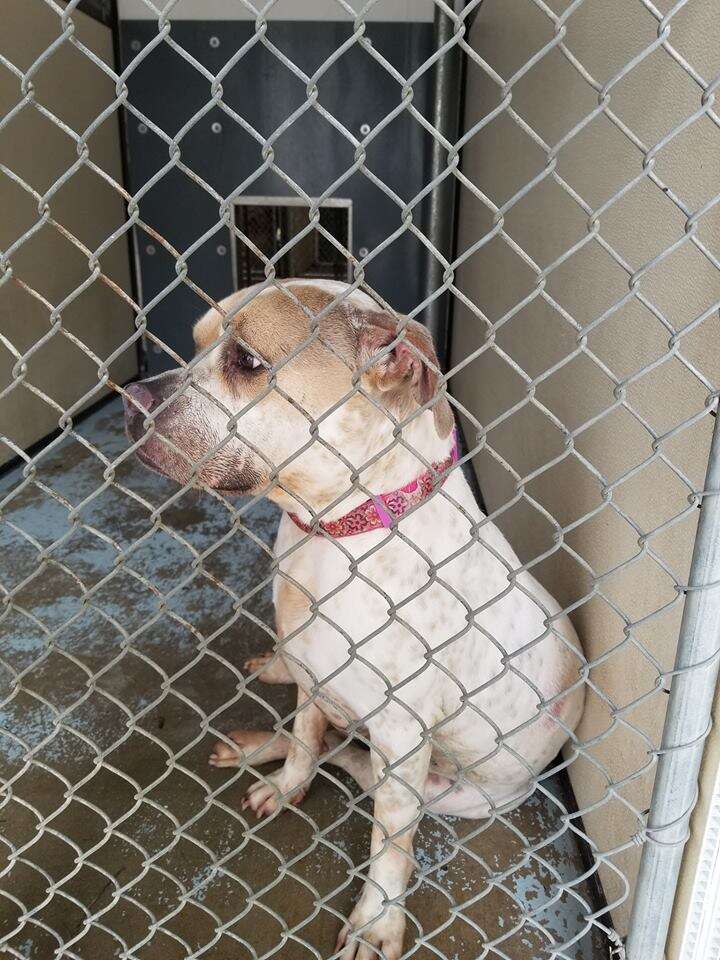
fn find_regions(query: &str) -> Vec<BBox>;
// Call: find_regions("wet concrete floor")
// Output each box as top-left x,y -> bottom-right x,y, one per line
0,399 -> 608,959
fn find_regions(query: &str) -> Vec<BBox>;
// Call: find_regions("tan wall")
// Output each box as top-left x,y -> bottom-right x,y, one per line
0,0 -> 138,466
452,0 -> 720,937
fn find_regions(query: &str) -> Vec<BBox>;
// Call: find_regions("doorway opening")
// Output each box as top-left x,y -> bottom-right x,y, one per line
232,198 -> 352,288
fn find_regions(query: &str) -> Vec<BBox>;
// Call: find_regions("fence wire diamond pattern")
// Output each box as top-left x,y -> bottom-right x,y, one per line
1,2 -> 719,959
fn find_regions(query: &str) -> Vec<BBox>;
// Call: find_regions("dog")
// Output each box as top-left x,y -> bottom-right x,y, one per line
124,279 -> 585,960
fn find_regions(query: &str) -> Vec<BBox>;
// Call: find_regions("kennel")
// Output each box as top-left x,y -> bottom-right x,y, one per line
1,1 -> 719,959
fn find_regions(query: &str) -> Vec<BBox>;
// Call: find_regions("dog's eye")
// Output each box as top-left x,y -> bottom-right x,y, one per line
230,344 -> 263,372
238,350 -> 262,370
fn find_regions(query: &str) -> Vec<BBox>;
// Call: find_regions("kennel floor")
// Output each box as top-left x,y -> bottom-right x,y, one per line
0,397 -> 608,960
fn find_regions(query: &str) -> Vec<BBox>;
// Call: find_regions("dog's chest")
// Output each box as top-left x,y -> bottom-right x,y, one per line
274,528 -> 442,710
270,481 -> 583,764
271,505 -> 502,725
270,478 -> 577,738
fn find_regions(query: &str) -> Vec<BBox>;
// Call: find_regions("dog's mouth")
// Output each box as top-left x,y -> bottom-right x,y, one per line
125,414 -> 178,478
127,422 -> 259,497
134,440 -> 164,471
213,466 -> 263,497
130,435 -> 177,481
215,485 -> 246,496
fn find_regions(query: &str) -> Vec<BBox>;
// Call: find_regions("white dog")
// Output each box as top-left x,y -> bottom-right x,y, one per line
124,280 -> 585,960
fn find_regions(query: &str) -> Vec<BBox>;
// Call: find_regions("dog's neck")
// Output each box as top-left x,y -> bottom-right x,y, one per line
270,408 -> 454,524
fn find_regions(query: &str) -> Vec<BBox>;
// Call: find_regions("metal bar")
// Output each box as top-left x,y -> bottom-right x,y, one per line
423,0 -> 466,368
111,0 -> 146,375
626,405 -> 720,960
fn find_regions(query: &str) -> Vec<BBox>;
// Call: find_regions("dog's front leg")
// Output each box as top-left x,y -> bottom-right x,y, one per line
337,736 -> 431,960
242,687 -> 327,818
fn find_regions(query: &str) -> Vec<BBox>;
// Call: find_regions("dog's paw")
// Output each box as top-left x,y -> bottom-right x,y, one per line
243,652 -> 293,684
209,730 -> 268,768
335,892 -> 404,960
241,772 -> 306,819
244,652 -> 273,673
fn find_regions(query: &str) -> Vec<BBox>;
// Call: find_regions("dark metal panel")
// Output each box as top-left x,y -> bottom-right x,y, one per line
120,20 -> 434,372
65,0 -> 114,27
424,0 -> 466,369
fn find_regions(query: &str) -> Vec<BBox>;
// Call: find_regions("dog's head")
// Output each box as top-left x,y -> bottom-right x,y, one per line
123,282 -> 453,511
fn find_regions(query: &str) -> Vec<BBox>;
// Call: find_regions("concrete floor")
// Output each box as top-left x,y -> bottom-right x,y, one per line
0,398 -> 609,960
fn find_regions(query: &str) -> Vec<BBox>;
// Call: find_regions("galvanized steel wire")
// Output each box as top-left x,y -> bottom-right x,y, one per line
1,1 -> 719,959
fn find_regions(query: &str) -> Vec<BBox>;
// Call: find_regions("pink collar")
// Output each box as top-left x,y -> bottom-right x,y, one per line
288,431 -> 459,538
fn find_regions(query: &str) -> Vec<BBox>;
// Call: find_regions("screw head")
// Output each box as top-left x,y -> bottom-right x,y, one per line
358,246 -> 369,258
138,122 -> 148,134
209,36 -> 220,48
216,244 -> 227,256
360,123 -> 371,136
146,244 -> 156,256
130,39 -> 141,52
211,121 -> 222,134
152,345 -> 162,355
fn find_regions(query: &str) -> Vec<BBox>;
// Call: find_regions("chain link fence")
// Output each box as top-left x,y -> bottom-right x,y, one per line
1,1 -> 719,959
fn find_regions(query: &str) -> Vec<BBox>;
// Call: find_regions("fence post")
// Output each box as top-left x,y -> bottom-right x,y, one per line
626,400 -> 720,960
423,0 -> 466,369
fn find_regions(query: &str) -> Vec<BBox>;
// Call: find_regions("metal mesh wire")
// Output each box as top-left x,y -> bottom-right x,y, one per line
1,1 -> 719,958
234,204 -> 350,285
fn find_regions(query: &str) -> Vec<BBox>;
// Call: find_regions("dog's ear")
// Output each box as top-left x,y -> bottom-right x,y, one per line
357,311 -> 454,439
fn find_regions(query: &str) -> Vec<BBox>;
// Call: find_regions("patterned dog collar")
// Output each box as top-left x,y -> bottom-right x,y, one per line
288,430 -> 459,538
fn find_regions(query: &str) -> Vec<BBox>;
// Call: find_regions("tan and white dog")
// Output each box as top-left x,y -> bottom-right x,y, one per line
124,279 -> 584,959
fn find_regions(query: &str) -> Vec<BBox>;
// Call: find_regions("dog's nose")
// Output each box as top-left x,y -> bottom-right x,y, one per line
123,382 -> 156,418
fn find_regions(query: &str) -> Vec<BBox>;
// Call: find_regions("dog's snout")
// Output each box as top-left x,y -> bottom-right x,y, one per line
123,382 -> 156,418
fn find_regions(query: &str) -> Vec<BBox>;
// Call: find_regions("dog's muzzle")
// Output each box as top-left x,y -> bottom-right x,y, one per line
123,379 -> 171,472
123,381 -> 156,424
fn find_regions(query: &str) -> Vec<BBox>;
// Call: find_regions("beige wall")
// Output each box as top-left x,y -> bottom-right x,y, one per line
452,0 -> 720,938
0,1 -> 138,466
